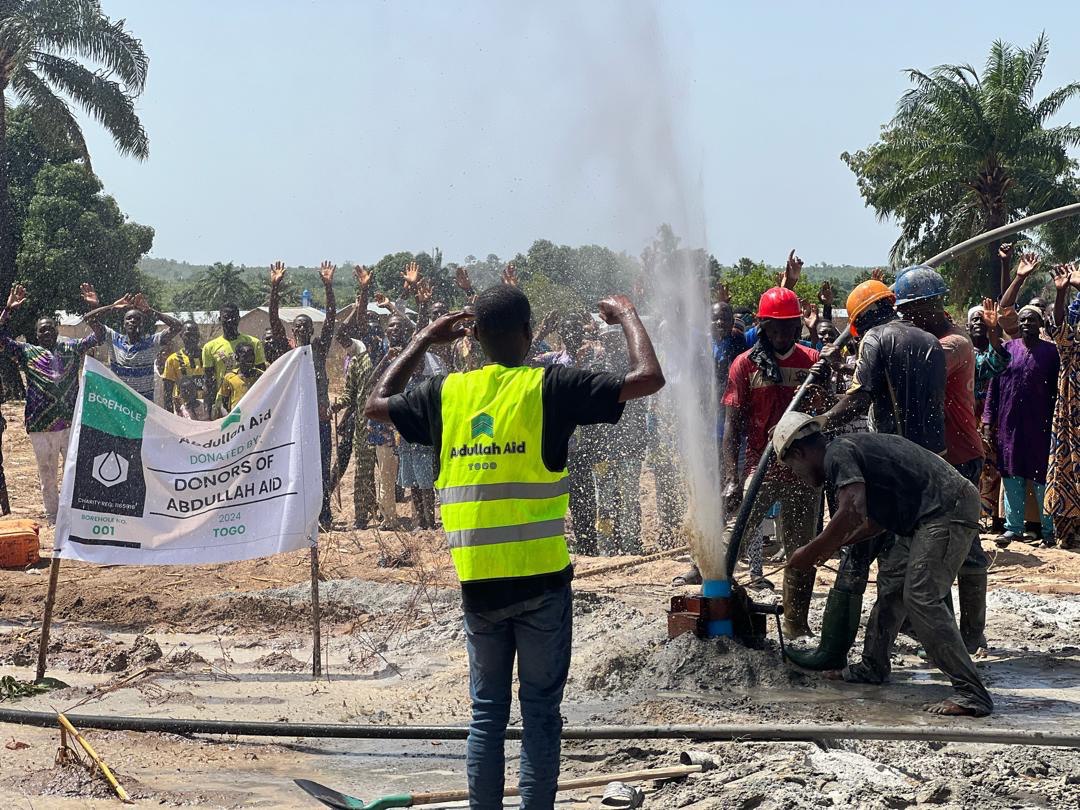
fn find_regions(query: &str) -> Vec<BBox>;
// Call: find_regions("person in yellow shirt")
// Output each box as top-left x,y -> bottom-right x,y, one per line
202,303 -> 266,404
162,320 -> 206,415
214,343 -> 262,416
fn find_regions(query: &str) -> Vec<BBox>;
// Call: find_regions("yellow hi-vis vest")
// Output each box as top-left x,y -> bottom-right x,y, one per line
436,364 -> 570,583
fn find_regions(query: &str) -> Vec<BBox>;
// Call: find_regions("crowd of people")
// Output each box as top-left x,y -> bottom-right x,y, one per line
0,249 -> 1077,562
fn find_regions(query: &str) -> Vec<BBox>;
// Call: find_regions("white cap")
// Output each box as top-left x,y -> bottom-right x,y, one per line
772,411 -> 825,460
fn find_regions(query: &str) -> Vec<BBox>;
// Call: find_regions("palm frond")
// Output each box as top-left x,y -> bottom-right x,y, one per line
31,51 -> 148,159
1019,32 -> 1050,102
1032,82 -> 1080,123
9,63 -> 90,165
35,3 -> 148,93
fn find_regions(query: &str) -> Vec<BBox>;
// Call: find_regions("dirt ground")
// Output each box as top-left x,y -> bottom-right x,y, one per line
2,401 -> 1080,808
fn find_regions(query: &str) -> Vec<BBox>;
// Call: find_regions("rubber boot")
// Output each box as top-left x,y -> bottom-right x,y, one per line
785,588 -> 863,669
781,568 -> 815,639
958,571 -> 988,654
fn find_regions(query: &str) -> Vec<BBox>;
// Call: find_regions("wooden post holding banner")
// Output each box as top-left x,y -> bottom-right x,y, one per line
36,556 -> 62,682
310,534 -> 322,679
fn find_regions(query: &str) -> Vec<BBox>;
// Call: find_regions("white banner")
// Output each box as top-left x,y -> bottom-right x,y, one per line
55,348 -> 322,565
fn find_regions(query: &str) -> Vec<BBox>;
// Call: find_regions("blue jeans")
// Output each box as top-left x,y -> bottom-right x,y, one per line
1002,475 -> 1053,539
464,585 -> 572,810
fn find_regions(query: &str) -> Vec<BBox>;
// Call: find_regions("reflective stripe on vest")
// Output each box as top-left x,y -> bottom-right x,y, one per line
438,479 -> 570,505
436,365 -> 570,583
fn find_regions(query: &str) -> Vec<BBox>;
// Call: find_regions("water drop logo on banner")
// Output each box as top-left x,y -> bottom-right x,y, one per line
72,372 -> 147,516
55,350 -> 322,566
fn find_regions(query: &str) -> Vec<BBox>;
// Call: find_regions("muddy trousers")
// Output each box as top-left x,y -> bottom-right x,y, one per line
740,477 -> 821,633
846,489 -> 993,716
329,410 -> 356,490
28,429 -> 68,523
594,457 -> 644,555
567,450 -> 598,555
464,585 -> 572,810
318,420 -> 333,526
352,442 -> 377,527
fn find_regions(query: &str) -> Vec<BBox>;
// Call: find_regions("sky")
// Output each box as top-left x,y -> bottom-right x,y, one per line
81,1 -> 1080,268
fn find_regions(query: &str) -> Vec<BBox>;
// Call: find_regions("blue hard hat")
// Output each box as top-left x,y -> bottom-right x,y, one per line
893,264 -> 949,306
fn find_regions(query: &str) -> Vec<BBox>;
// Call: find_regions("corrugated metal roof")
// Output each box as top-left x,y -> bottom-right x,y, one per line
243,306 -> 327,323
56,309 -> 245,327
165,310 -> 224,325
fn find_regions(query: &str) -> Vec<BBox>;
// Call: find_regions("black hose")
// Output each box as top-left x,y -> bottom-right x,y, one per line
1,709 -> 1078,748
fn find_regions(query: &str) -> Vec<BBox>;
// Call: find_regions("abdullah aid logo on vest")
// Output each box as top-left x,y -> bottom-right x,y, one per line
70,372 -> 148,518
448,411 -> 527,459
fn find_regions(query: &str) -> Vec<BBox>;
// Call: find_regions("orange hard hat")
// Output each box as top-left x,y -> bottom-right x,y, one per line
845,280 -> 896,334
757,287 -> 802,320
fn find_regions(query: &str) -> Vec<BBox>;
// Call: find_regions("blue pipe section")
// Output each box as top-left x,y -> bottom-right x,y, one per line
702,579 -> 733,637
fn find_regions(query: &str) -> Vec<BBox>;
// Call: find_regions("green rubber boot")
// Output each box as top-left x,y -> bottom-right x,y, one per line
784,588 -> 863,670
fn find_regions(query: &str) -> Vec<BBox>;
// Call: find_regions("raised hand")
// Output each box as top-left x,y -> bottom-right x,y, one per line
502,262 -> 518,287
112,292 -> 135,310
416,278 -> 433,304
319,260 -> 336,285
1052,264 -> 1072,290
1063,262 -> 1080,289
402,261 -> 421,291
132,292 -> 151,312
597,294 -> 637,325
802,301 -> 819,331
6,284 -> 27,310
353,264 -> 371,289
374,292 -> 391,309
270,261 -> 287,287
870,267 -> 886,282
781,249 -> 803,289
715,282 -> 731,304
818,280 -> 834,307
419,311 -> 473,344
79,282 -> 99,308
981,298 -> 1000,332
998,243 -> 1014,263
1015,252 -> 1040,278
536,309 -> 560,339
455,265 -> 473,293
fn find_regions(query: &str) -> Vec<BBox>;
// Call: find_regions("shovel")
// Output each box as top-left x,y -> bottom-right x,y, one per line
295,759 -> 714,809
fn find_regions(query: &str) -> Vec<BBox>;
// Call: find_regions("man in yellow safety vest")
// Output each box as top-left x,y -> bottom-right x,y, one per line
365,283 -> 664,809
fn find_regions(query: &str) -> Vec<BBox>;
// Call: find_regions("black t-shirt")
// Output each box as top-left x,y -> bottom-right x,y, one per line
824,433 -> 971,537
388,364 -> 626,613
848,318 -> 946,453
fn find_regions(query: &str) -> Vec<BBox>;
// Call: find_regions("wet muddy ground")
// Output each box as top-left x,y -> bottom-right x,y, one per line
2,405 -> 1080,807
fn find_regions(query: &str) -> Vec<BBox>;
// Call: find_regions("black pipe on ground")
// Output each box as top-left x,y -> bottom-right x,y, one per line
1,709 -> 1078,748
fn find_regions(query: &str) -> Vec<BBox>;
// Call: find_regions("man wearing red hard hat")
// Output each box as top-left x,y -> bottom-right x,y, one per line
679,256 -> 824,639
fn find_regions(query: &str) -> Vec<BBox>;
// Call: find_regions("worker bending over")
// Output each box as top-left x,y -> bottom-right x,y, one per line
365,284 -> 664,809
775,412 -> 993,718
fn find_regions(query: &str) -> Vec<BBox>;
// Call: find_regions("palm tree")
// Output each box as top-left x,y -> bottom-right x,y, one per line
192,262 -> 256,310
0,0 -> 149,294
842,34 -> 1080,299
